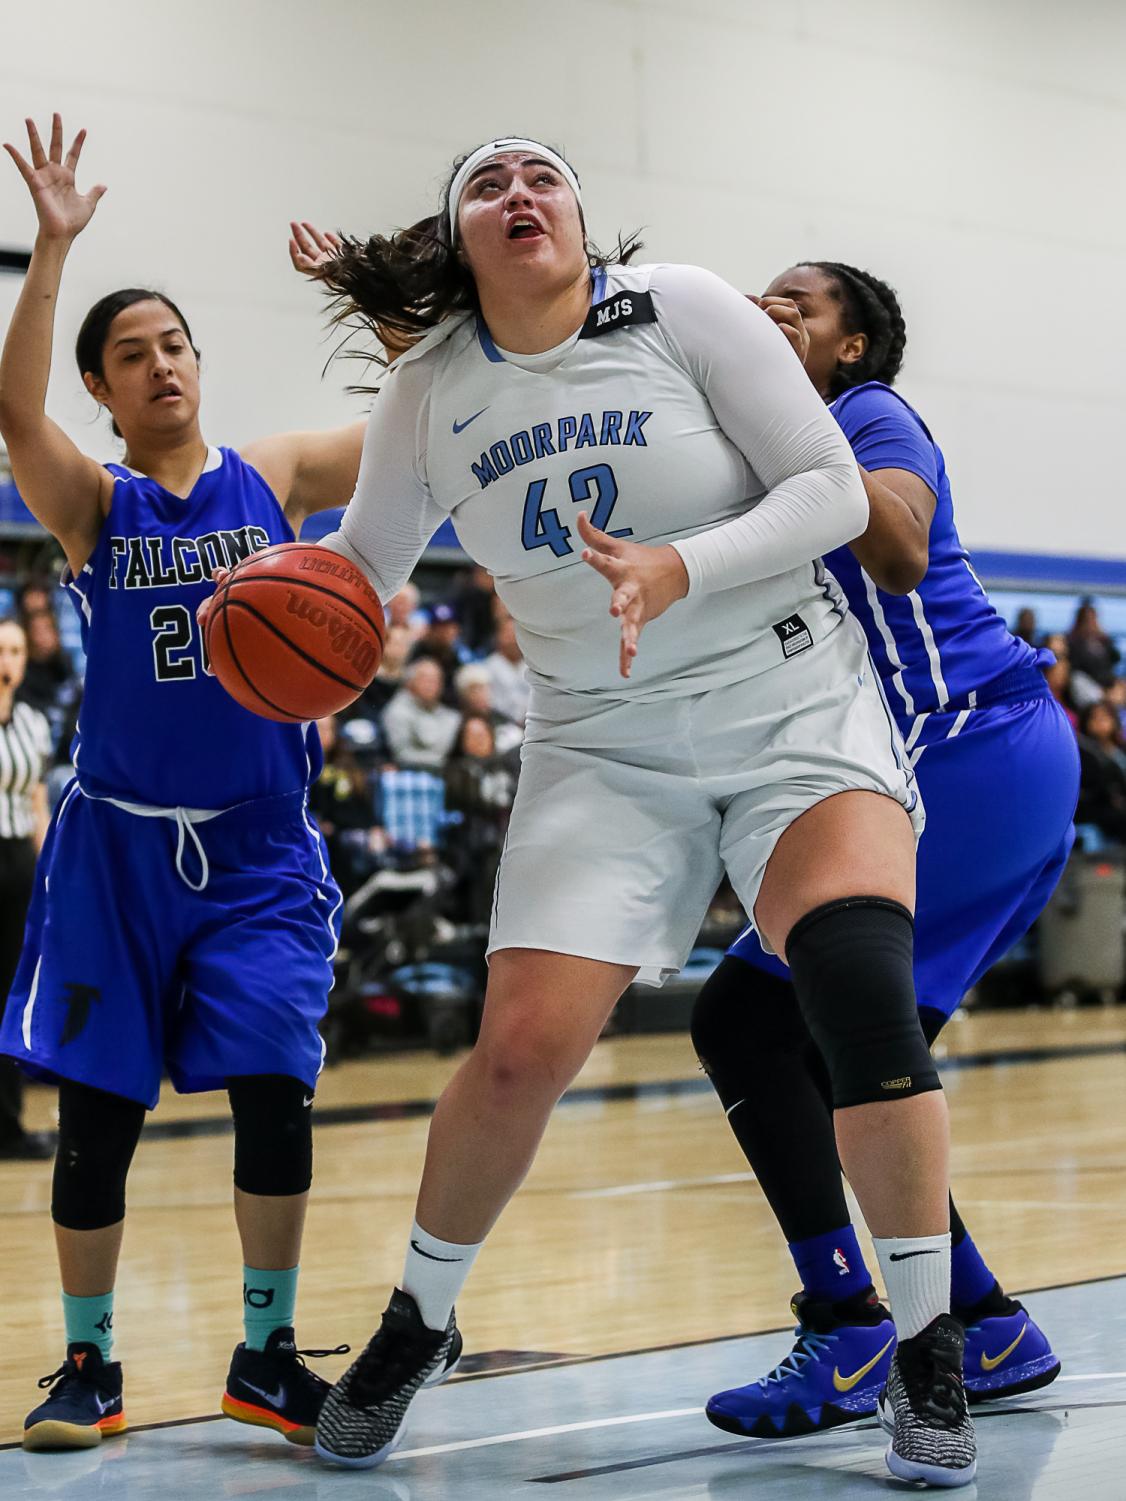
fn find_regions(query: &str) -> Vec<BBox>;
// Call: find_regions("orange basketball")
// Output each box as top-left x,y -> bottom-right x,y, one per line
205,543 -> 385,723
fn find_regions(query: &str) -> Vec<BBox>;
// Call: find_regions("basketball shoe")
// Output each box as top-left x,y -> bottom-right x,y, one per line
314,1289 -> 462,1468
222,1326 -> 349,1445
705,1289 -> 896,1438
959,1296 -> 1060,1402
23,1344 -> 126,1451
878,1314 -> 977,1488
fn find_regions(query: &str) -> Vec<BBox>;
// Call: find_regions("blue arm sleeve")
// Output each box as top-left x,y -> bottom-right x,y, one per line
833,385 -> 940,495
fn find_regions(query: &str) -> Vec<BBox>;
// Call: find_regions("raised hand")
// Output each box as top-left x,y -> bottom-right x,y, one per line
577,512 -> 689,680
3,114 -> 106,242
289,220 -> 343,276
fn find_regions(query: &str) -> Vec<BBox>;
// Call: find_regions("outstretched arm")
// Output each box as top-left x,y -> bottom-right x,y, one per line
0,114 -> 113,574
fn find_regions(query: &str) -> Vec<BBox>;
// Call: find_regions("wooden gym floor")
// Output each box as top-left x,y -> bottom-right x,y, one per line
1,1004 -> 1125,1492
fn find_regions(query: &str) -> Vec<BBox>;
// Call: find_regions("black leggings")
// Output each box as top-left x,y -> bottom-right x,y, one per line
691,956 -> 966,1249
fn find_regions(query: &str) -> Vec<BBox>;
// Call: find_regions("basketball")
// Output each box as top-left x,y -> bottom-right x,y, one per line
205,543 -> 385,722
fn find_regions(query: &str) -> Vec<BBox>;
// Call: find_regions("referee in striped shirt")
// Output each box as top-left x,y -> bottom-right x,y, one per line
0,615 -> 52,1159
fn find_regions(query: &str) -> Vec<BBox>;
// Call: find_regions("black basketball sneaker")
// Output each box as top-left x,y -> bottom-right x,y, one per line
878,1314 -> 977,1488
222,1326 -> 349,1445
23,1344 -> 126,1451
314,1289 -> 462,1468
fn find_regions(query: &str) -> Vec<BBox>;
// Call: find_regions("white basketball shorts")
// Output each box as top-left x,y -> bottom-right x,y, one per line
488,617 -> 924,986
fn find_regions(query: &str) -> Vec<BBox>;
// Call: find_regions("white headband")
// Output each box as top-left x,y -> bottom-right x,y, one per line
447,139 -> 582,242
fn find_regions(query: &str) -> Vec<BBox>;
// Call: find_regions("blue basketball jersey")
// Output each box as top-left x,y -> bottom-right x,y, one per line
64,446 -> 322,808
824,383 -> 1048,722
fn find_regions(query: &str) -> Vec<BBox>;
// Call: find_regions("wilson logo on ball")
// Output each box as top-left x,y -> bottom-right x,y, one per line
206,542 -> 386,723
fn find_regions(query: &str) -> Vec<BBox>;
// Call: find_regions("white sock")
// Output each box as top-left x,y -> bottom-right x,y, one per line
401,1219 -> 483,1332
873,1232 -> 951,1341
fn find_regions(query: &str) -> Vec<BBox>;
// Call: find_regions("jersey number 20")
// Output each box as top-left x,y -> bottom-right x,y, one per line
521,463 -> 631,559
150,605 -> 208,682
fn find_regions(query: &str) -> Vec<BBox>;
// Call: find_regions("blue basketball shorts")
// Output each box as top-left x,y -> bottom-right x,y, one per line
0,783 -> 341,1108
727,692 -> 1078,1018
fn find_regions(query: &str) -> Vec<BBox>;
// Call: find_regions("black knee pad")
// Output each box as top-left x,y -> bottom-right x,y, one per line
228,1074 -> 313,1196
52,1080 -> 145,1231
786,897 -> 941,1108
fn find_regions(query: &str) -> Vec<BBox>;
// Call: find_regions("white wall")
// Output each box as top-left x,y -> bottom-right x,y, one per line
1,0 -> 1123,556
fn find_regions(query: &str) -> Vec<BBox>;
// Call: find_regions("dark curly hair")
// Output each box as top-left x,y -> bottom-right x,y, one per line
798,262 -> 906,399
317,138 -> 642,371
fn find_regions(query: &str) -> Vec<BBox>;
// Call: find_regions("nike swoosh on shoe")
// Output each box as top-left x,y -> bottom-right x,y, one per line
979,1323 -> 1027,1372
240,1380 -> 286,1406
832,1337 -> 896,1393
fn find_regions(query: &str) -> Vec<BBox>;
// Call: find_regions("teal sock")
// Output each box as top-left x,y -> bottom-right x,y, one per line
62,1291 -> 115,1361
242,1265 -> 299,1351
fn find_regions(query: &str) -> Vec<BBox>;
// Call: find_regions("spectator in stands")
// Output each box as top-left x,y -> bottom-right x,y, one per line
485,613 -> 530,727
443,713 -> 517,925
1012,607 -> 1038,644
1076,699 -> 1126,844
387,582 -> 426,648
1068,600 -> 1121,690
454,663 -> 523,755
17,579 -> 55,624
310,715 -> 385,895
19,609 -> 76,718
345,622 -> 414,723
410,603 -> 472,703
382,659 -> 461,770
455,564 -> 498,655
1044,650 -> 1078,730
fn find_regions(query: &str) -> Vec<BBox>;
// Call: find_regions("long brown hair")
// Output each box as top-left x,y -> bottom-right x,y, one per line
317,140 -> 642,372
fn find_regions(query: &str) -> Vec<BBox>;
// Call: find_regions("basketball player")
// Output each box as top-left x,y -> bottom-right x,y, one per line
693,265 -> 1078,1448
0,115 -> 362,1451
308,138 -> 976,1487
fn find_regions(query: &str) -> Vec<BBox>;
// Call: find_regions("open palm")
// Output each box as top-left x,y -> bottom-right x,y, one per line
3,114 -> 105,241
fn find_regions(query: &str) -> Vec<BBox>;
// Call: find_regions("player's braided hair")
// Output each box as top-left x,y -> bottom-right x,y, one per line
798,262 -> 907,399
318,139 -> 643,372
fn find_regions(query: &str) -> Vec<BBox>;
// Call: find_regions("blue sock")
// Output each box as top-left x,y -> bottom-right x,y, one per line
950,1232 -> 996,1312
789,1225 -> 873,1303
62,1291 -> 115,1361
242,1265 -> 299,1352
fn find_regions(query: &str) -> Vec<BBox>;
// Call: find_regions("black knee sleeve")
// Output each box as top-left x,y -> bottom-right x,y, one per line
228,1074 -> 313,1197
787,897 -> 941,1108
52,1081 -> 145,1231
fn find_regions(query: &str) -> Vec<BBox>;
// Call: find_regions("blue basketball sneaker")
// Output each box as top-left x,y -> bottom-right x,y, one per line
960,1298 -> 1060,1402
706,1290 -> 896,1439
23,1343 -> 126,1452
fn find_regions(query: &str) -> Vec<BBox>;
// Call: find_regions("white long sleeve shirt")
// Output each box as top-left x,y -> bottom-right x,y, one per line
324,262 -> 865,701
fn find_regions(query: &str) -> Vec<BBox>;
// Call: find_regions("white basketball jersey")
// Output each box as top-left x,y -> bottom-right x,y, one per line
337,263 -> 857,701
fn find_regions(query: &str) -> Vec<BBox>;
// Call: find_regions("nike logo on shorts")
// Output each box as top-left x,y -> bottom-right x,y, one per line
452,407 -> 489,434
410,1238 -> 463,1263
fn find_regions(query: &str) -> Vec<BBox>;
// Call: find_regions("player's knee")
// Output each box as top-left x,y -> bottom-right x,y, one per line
473,1020 -> 577,1109
52,1080 -> 145,1231
228,1075 -> 313,1197
786,897 -> 940,1108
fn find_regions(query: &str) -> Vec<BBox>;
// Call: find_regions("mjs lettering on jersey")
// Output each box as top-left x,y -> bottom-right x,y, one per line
471,410 -> 651,491
107,525 -> 272,589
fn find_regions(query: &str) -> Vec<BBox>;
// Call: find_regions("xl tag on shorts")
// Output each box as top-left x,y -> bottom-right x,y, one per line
773,613 -> 813,659
579,290 -> 657,338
